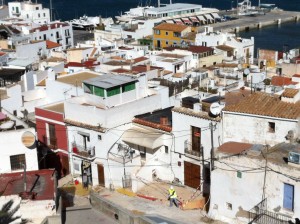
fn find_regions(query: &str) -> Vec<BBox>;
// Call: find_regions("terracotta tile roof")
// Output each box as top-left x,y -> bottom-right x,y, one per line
44,102 -> 65,113
133,118 -> 172,132
164,46 -> 214,53
172,73 -> 185,78
282,88 -> 299,98
0,51 -> 6,56
223,92 -> 300,119
188,46 -> 214,53
65,60 -> 100,68
64,119 -> 106,132
216,45 -> 235,51
172,107 -> 221,121
157,53 -> 185,58
215,63 -> 238,68
46,40 -> 61,49
30,23 -> 68,33
153,23 -> 188,32
104,60 -> 130,66
111,68 -> 130,73
218,141 -> 253,154
0,169 -> 55,200
271,76 -> 297,86
293,74 -> 300,78
224,89 -> 252,106
133,56 -> 149,63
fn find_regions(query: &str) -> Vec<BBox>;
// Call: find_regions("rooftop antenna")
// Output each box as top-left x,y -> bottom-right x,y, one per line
157,0 -> 160,7
170,0 -> 172,4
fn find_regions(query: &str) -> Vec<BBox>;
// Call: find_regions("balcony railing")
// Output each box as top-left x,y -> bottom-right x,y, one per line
43,135 -> 57,149
184,141 -> 202,158
248,198 -> 293,224
72,142 -> 95,158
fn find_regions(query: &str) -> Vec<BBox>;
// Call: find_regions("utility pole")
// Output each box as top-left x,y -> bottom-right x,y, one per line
210,122 -> 214,171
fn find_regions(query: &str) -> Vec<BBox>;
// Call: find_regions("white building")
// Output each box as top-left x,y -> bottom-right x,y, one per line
8,1 -> 50,24
0,127 -> 38,173
209,141 -> 300,224
195,26 -> 254,64
222,91 -> 300,146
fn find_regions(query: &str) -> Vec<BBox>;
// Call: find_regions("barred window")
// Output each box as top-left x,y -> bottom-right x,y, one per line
10,154 -> 26,171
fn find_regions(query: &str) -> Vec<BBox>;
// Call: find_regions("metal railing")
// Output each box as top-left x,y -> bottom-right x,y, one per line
249,198 -> 292,224
72,142 -> 95,158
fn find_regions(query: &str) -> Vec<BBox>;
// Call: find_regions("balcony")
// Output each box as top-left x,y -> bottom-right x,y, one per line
249,198 -> 293,224
43,135 -> 57,149
184,141 -> 202,158
72,142 -> 95,158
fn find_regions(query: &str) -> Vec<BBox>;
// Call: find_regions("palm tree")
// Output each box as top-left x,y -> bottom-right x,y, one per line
0,199 -> 28,224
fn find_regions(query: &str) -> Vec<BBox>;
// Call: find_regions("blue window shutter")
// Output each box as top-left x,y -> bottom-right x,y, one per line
283,183 -> 294,211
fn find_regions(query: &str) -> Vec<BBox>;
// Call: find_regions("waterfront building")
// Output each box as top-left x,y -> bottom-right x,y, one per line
8,1 -> 50,24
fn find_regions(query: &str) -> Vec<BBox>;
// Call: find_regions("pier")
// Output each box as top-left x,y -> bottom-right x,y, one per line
201,10 -> 300,33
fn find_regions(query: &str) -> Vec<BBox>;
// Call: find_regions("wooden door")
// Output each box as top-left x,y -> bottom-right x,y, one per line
61,155 -> 70,177
184,161 -> 201,189
97,164 -> 105,186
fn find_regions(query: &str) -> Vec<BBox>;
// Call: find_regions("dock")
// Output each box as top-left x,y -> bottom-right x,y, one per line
200,10 -> 300,33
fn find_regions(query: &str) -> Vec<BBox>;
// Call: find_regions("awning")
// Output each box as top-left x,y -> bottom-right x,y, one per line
197,15 -> 206,21
165,20 -> 175,24
211,12 -> 221,19
174,19 -> 184,25
204,14 -> 214,20
182,18 -> 192,25
189,17 -> 199,23
122,127 -> 164,150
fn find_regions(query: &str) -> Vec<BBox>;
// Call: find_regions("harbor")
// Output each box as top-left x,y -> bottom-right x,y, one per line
203,9 -> 300,33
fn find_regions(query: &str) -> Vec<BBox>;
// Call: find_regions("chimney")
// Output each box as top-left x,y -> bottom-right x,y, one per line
146,62 -> 151,71
160,116 -> 169,125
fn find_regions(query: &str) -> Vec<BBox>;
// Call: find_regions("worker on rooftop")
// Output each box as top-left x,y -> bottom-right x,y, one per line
168,186 -> 179,207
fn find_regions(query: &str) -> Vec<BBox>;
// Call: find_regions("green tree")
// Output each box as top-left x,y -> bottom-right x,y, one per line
0,199 -> 28,224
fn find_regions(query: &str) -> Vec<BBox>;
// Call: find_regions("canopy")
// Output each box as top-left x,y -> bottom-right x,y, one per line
204,14 -> 213,20
189,17 -> 199,23
211,12 -> 221,19
122,127 -> 164,150
182,18 -> 192,24
174,19 -> 184,25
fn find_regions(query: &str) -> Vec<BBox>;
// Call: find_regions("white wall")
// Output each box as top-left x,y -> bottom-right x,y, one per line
223,112 -> 298,146
2,84 -> 23,116
0,128 -> 38,173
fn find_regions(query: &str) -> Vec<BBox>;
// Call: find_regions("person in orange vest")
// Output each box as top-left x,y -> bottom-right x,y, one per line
168,186 -> 178,207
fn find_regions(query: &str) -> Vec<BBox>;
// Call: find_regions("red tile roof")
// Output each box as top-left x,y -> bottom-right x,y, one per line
271,76 -> 297,86
224,92 -> 300,119
65,60 -> 100,68
218,141 -> 253,154
0,169 -> 55,200
164,45 -> 214,53
30,23 -> 68,33
46,40 -> 61,49
133,56 -> 149,63
153,23 -> 188,32
0,51 -> 6,56
282,88 -> 299,98
133,118 -> 172,132
293,74 -> 300,78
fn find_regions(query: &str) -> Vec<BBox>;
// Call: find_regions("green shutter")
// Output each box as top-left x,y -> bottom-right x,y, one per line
83,83 -> 93,94
94,86 -> 105,97
107,86 -> 120,97
237,171 -> 242,178
122,82 -> 136,92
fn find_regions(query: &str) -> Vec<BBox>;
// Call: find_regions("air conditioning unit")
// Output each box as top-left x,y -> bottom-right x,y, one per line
288,151 -> 300,165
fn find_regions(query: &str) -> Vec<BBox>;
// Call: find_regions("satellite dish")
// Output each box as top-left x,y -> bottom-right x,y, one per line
21,131 -> 36,148
238,64 -> 243,70
210,102 -> 225,116
244,68 -> 250,76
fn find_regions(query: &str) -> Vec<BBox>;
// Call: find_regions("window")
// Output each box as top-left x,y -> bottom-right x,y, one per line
138,145 -> 146,160
165,146 -> 168,153
283,183 -> 294,211
74,162 -> 80,171
36,7 -> 39,10
98,135 -> 102,140
226,202 -> 232,210
43,13 -> 46,17
122,82 -> 135,92
107,86 -> 120,97
268,122 -> 275,133
173,32 -> 180,37
166,41 -> 168,45
154,30 -> 160,35
38,13 -> 40,18
27,14 -> 29,18
237,171 -> 242,178
10,154 -> 26,171
78,131 -> 90,150
13,110 -> 17,116
165,31 -> 168,35
94,86 -> 105,97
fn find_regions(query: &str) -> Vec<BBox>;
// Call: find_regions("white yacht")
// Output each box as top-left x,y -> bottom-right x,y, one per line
69,15 -> 113,30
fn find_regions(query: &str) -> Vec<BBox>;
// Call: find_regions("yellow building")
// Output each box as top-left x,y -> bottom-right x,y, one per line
153,23 -> 192,49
